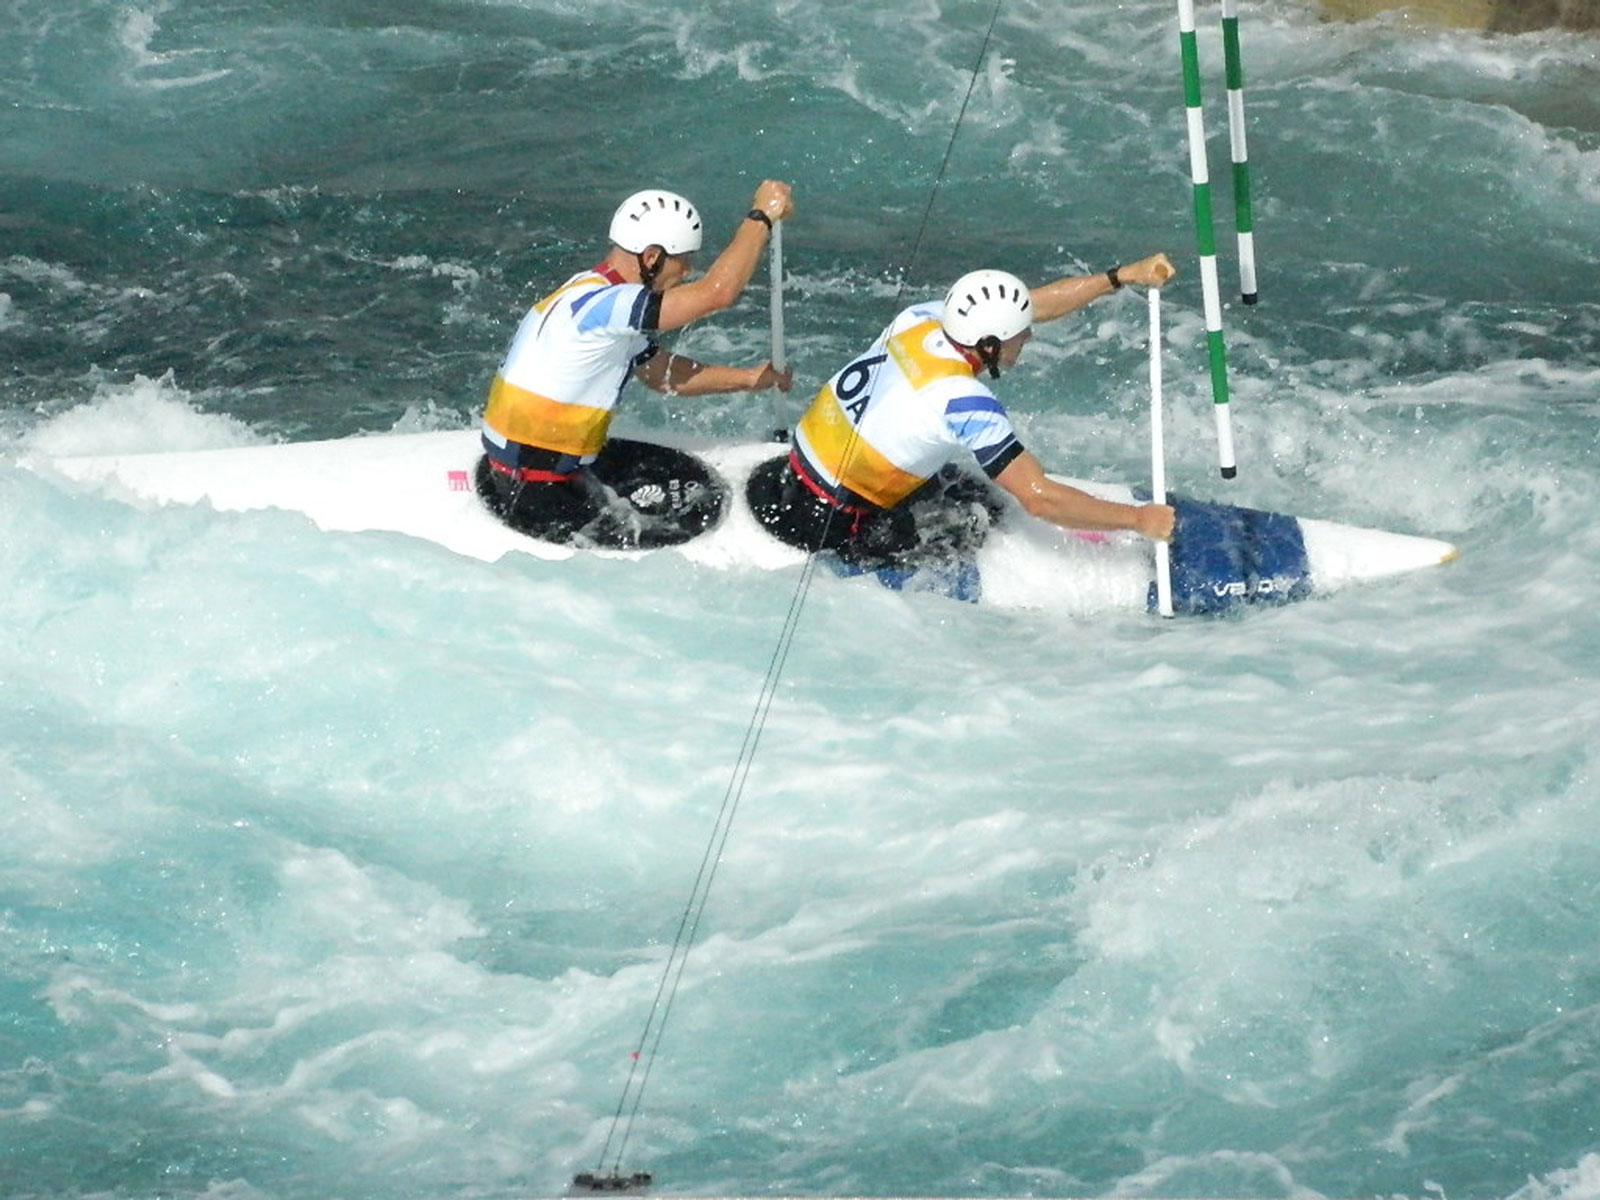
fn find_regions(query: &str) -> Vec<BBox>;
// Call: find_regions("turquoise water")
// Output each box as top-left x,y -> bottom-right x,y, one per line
3,2 -> 1600,1198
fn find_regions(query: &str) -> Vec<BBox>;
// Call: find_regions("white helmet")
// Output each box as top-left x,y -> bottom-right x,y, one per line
608,189 -> 703,255
941,269 -> 1033,347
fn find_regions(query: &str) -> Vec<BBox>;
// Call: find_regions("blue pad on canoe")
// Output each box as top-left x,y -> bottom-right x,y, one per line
1157,495 -> 1312,616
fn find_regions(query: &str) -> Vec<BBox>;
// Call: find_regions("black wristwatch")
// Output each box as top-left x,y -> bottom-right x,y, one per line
1106,265 -> 1123,290
747,208 -> 774,230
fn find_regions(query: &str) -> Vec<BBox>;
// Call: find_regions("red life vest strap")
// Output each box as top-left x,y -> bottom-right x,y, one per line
485,457 -> 579,484
788,449 -> 873,515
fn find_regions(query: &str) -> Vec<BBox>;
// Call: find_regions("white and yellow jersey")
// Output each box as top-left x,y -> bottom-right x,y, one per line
481,264 -> 659,466
793,301 -> 1023,509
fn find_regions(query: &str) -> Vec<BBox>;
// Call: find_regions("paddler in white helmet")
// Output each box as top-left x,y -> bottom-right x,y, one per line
479,181 -> 794,545
750,257 -> 1179,573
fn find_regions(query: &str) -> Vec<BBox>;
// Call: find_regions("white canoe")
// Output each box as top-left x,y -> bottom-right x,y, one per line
31,429 -> 1458,617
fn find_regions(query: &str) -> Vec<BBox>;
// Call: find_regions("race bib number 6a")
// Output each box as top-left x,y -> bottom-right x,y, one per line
834,352 -> 886,422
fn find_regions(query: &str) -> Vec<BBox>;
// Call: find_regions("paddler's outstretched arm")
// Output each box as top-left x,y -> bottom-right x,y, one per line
635,351 -> 792,396
1028,253 -> 1176,323
996,450 -> 1175,541
655,180 -> 793,333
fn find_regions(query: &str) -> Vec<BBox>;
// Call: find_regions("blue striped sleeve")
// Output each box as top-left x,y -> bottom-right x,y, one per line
571,284 -> 652,334
945,392 -> 1020,474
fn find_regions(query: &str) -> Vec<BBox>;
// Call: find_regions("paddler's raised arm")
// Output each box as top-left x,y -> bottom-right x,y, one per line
1028,252 -> 1177,323
655,180 -> 793,333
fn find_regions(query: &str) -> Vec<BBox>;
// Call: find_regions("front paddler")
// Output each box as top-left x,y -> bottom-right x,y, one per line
754,259 -> 1178,570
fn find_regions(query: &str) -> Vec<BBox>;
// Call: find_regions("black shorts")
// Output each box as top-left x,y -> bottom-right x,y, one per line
476,437 -> 728,550
745,455 -> 1003,570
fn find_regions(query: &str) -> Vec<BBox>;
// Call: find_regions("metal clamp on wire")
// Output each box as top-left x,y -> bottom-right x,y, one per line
572,1172 -> 653,1193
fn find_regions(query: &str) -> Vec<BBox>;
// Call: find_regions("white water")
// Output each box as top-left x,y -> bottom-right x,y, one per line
3,2 -> 1600,1198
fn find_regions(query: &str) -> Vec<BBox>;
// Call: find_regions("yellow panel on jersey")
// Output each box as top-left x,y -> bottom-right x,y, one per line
796,390 -> 925,509
483,374 -> 612,458
887,318 -> 975,389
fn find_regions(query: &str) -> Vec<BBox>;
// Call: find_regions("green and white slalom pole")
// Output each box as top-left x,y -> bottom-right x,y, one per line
1220,0 -> 1258,305
1177,0 -> 1237,479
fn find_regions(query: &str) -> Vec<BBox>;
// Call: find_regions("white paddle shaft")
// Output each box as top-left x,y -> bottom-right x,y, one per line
1149,286 -> 1174,618
768,220 -> 787,374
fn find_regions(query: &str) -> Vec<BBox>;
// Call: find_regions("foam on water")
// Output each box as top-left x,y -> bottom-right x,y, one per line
3,1 -> 1600,1198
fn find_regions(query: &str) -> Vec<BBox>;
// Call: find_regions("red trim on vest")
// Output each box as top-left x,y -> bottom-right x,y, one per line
486,457 -> 579,484
952,343 -> 985,373
789,449 -> 876,536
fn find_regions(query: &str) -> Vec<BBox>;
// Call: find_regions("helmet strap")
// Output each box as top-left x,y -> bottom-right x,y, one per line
637,247 -> 664,289
976,335 -> 1002,380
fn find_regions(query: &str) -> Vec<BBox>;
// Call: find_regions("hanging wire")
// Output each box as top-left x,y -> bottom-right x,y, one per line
582,0 -> 1008,1184
897,0 -> 1008,302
